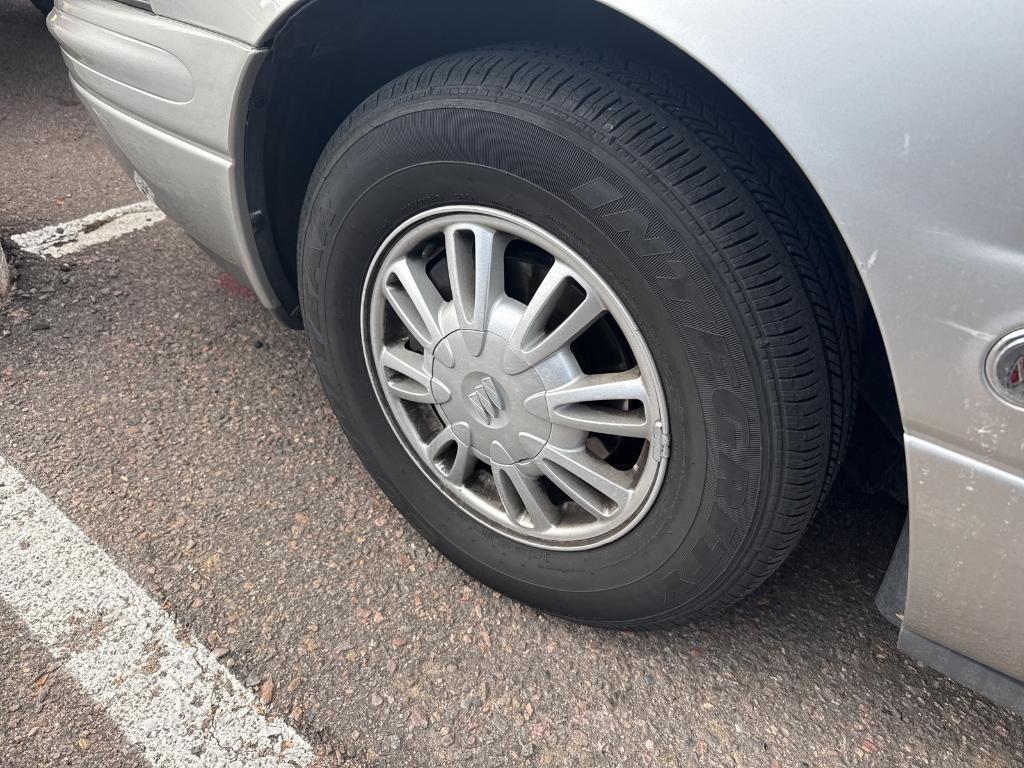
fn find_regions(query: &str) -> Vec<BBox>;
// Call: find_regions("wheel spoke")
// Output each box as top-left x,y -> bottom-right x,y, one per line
494,464 -> 561,531
379,343 -> 448,404
447,442 -> 477,483
546,369 -> 651,438
537,446 -> 633,519
504,263 -> 605,373
425,425 -> 476,483
445,224 -> 508,350
383,257 -> 446,350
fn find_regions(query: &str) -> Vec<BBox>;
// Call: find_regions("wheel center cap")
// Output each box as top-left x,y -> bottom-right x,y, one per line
430,330 -> 551,465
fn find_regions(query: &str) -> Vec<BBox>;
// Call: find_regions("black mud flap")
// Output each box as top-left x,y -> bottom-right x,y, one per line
874,518 -> 908,627
898,630 -> 1024,716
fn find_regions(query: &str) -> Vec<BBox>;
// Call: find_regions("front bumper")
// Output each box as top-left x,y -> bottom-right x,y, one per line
47,0 -> 278,308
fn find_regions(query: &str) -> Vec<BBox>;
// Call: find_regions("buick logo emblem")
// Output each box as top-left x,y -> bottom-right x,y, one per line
467,376 -> 504,424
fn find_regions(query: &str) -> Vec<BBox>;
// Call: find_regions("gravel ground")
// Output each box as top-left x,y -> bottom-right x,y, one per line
1,2 -> 1022,766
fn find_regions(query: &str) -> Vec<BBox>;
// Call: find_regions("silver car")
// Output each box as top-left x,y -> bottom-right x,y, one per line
47,0 -> 1024,711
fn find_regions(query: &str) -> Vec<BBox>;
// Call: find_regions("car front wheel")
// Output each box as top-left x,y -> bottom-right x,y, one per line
298,45 -> 857,627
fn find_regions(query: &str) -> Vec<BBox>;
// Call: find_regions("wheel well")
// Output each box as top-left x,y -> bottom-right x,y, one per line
246,0 -> 800,320
244,0 -> 904,483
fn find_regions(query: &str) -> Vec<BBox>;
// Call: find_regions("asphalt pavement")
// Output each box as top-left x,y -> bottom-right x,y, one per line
1,2 -> 1022,766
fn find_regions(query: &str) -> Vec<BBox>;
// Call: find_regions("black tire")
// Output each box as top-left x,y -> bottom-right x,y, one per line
31,0 -> 53,14
298,45 -> 858,627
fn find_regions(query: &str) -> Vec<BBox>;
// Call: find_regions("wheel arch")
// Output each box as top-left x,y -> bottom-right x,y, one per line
247,3 -> 848,303
242,0 -> 902,459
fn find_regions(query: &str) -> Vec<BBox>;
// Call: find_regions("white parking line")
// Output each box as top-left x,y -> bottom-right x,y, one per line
10,201 -> 166,258
0,457 -> 315,768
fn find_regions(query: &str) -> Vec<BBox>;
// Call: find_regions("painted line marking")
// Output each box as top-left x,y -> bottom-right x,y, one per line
10,201 -> 166,258
0,457 -> 315,768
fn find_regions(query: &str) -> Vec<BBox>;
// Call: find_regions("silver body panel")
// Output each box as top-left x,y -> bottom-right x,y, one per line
48,0 -> 275,306
49,0 -> 1024,685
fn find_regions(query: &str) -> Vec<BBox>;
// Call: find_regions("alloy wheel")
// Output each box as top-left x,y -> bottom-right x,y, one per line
363,207 -> 669,550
